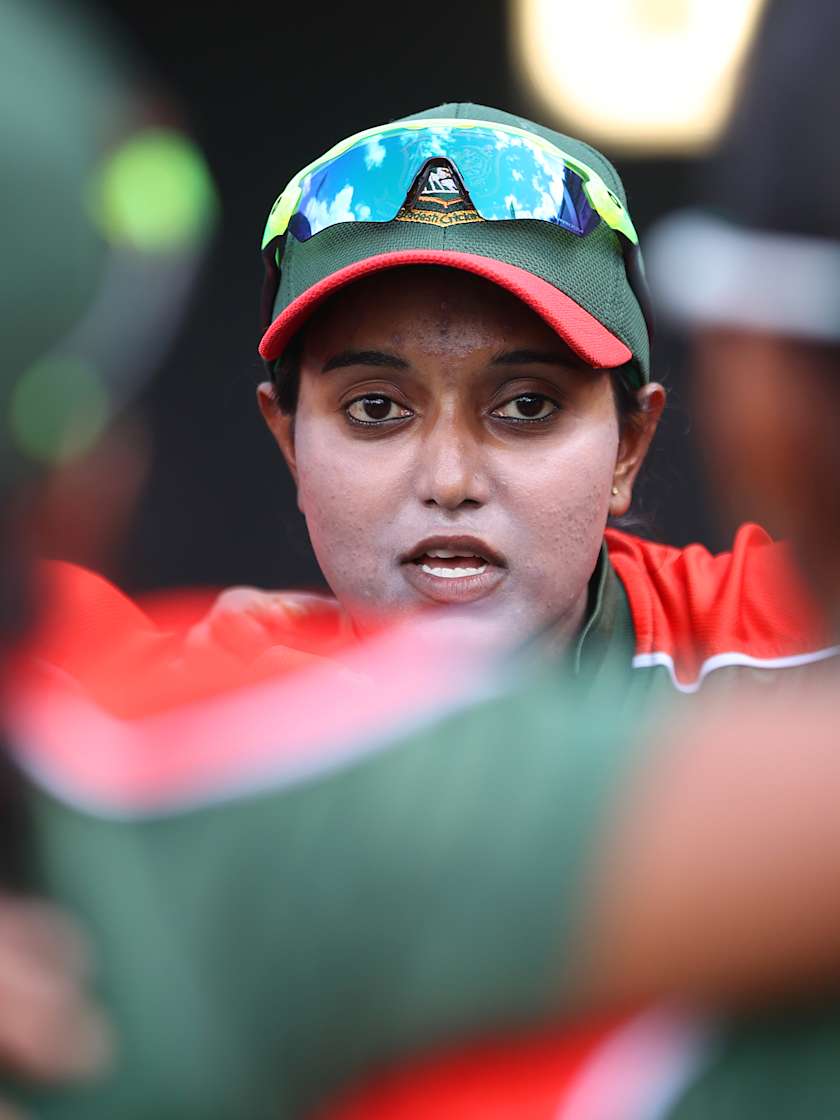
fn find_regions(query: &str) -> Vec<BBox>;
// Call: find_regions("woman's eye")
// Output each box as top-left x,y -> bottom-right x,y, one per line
345,396 -> 411,424
491,394 -> 558,422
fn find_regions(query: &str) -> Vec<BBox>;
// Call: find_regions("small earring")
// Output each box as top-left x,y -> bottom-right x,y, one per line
611,485 -> 619,495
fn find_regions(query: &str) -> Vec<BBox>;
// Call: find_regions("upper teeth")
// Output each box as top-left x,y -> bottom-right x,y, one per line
427,549 -> 478,559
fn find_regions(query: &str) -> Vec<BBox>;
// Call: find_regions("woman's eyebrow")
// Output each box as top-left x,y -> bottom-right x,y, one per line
321,350 -> 409,373
491,348 -> 586,368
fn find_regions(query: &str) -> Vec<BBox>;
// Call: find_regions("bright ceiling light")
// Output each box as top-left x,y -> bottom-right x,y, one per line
512,0 -> 768,154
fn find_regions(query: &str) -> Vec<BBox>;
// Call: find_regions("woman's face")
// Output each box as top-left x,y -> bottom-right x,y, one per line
261,268 -> 660,646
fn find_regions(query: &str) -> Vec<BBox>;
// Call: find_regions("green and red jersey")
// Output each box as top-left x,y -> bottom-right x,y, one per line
2,524 -> 837,1116
605,524 -> 834,692
7,618 -> 655,1117
27,523 -> 836,706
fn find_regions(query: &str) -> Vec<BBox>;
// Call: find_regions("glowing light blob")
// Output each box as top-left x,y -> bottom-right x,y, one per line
512,0 -> 768,154
88,128 -> 218,251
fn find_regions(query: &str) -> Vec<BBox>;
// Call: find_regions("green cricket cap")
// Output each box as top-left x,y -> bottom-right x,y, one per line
260,103 -> 650,386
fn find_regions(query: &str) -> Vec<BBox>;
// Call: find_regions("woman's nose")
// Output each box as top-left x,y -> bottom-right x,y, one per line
415,417 -> 490,511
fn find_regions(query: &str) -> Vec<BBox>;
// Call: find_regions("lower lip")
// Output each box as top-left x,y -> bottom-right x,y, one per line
401,561 -> 506,605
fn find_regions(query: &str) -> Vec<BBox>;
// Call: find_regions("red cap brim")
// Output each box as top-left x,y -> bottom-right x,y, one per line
259,249 -> 632,367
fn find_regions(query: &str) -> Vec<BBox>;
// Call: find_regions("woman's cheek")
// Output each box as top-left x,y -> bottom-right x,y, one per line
517,421 -> 616,528
508,428 -> 616,604
298,458 -> 372,563
294,439 -> 404,608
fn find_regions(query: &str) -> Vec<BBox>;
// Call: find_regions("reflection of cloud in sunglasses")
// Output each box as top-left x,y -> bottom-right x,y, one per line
363,138 -> 386,169
302,183 -> 358,236
297,127 -> 587,235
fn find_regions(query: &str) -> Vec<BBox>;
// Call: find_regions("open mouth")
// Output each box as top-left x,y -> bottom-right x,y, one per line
414,548 -> 489,579
400,536 -> 506,604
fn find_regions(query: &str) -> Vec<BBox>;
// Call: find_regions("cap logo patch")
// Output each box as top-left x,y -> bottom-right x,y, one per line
396,160 -> 483,228
419,164 -> 461,197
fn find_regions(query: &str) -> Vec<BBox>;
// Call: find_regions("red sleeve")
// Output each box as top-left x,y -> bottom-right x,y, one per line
23,564 -> 351,719
32,561 -> 160,671
27,562 -> 216,714
606,524 -> 835,690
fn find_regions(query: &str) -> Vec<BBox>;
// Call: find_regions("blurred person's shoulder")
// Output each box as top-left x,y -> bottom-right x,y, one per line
606,524 -> 836,693
7,606 -> 544,824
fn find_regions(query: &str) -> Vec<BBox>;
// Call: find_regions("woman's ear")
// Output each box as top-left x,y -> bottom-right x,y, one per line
257,382 -> 298,486
610,382 -> 666,517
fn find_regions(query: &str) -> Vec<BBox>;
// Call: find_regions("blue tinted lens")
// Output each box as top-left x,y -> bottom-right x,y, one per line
441,127 -> 599,236
292,132 -> 446,240
291,125 -> 601,241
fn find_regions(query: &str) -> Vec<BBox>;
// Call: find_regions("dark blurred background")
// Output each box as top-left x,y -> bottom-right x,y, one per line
100,0 -> 727,595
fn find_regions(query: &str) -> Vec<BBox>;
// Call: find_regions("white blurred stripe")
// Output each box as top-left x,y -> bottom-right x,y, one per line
633,644 -> 840,694
648,211 -> 840,340
554,1009 -> 714,1120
